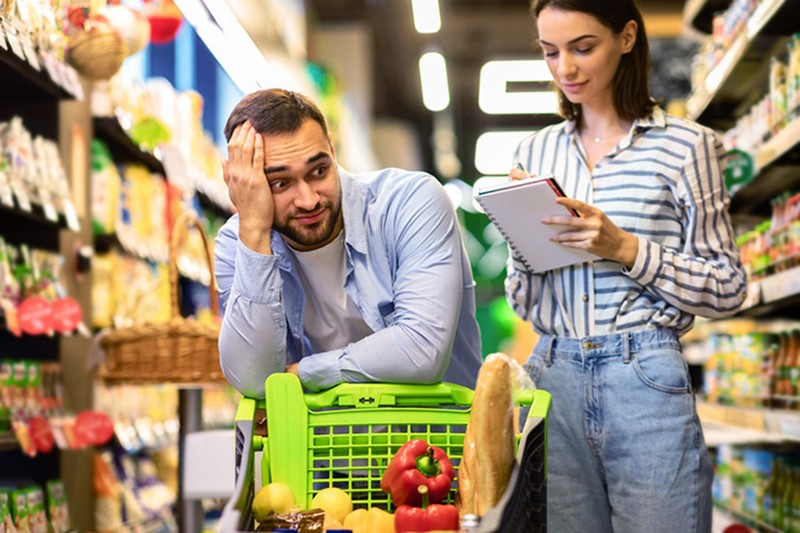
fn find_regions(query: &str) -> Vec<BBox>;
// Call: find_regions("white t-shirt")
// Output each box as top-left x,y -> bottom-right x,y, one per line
290,230 -> 373,353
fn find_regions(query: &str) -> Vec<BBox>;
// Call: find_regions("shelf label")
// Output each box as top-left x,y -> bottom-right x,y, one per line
51,297 -> 82,334
0,170 -> 14,207
20,34 -> 41,72
761,265 -> 800,303
765,411 -> 800,440
10,181 -> 32,212
62,199 -> 81,232
3,21 -> 25,60
17,296 -> 53,336
41,50 -> 59,84
74,411 -> 114,447
39,188 -> 58,222
62,65 -> 84,101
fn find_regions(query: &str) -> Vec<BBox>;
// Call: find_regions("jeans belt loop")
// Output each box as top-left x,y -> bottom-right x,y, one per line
544,335 -> 554,367
622,332 -> 632,364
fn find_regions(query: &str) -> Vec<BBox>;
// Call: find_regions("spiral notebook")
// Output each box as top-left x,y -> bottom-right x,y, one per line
475,176 -> 596,272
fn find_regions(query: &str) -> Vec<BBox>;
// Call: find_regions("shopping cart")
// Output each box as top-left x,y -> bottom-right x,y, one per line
218,372 -> 550,532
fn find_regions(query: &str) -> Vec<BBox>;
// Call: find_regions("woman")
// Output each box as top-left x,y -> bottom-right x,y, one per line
507,1 -> 746,531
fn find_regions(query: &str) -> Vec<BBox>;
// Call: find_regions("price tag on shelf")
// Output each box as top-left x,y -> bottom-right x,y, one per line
766,411 -> 800,441
60,199 -> 80,231
41,49 -> 59,84
51,297 -> 82,334
17,296 -> 53,336
38,188 -> 58,222
20,34 -> 41,71
3,21 -> 25,60
0,171 -> 14,207
10,181 -> 32,212
62,64 -> 84,101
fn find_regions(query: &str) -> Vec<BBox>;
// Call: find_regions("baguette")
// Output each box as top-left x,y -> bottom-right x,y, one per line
457,353 -> 515,516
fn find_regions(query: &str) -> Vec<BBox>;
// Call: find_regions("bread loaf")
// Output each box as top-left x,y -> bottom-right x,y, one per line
456,353 -> 515,516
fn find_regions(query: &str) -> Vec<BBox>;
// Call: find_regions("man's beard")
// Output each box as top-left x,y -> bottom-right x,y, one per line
274,199 -> 342,248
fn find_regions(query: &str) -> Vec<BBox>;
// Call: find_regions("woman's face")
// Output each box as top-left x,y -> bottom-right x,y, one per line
537,6 -> 636,110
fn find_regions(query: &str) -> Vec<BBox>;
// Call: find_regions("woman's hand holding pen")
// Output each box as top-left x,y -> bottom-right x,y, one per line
224,121 -> 274,254
545,197 -> 638,268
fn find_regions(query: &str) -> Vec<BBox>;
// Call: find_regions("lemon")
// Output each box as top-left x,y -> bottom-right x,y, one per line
252,482 -> 296,521
311,487 -> 353,523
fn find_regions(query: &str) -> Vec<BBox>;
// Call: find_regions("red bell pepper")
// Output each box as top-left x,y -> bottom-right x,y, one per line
381,439 -> 455,507
394,485 -> 460,533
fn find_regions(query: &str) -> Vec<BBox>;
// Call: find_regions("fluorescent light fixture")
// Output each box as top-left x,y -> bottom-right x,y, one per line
419,51 -> 450,112
174,0 -> 314,95
474,131 -> 534,175
479,59 -> 558,114
411,0 -> 441,33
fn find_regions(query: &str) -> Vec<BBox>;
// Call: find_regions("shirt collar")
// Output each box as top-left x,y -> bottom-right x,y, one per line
565,105 -> 667,138
338,167 -> 369,255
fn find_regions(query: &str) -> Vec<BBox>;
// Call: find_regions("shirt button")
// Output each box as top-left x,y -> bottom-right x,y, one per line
582,294 -> 589,303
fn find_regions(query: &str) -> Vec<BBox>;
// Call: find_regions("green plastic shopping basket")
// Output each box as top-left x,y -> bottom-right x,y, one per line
219,372 -> 550,532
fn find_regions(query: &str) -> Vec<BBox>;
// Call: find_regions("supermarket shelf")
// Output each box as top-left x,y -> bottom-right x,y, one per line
731,117 -> 800,217
0,431 -> 20,452
0,202 -> 67,251
702,420 -> 785,447
685,0 -> 796,126
94,120 -> 233,217
682,0 -> 732,34
93,116 -> 166,174
713,503 -> 782,533
0,42 -> 79,101
94,230 -> 212,285
737,265 -> 800,317
698,401 -> 800,443
755,116 -> 800,171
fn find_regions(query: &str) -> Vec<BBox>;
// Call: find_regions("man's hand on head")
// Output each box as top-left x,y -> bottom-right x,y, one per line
225,121 -> 274,254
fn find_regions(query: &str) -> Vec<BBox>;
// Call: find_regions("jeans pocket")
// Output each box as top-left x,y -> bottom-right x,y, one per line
631,347 -> 691,394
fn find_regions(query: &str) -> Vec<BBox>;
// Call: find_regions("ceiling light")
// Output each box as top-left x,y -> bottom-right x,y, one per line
411,0 -> 441,33
474,131 -> 534,175
479,59 -> 558,114
419,51 -> 450,112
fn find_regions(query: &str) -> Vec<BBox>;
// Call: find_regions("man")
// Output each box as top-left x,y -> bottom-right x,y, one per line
215,88 -> 482,398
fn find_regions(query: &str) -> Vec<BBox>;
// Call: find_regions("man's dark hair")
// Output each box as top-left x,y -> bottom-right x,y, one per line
223,88 -> 330,141
531,0 -> 656,122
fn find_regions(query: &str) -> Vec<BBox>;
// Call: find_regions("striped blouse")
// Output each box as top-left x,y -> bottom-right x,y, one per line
505,107 -> 747,338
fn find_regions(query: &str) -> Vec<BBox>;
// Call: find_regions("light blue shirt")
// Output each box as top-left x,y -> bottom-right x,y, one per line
215,167 -> 482,397
506,107 -> 747,338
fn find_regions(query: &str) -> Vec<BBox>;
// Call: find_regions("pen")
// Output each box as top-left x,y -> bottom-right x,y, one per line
517,162 -> 527,174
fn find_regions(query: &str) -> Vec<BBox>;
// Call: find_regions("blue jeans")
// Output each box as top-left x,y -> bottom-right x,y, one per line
524,329 -> 712,533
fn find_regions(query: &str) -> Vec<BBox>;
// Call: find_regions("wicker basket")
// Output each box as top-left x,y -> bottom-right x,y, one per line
66,20 -> 127,81
99,212 -> 225,384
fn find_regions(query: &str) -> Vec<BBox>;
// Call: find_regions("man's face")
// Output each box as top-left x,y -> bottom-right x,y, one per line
261,119 -> 342,250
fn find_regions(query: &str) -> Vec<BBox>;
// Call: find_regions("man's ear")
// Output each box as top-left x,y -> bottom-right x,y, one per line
328,135 -> 336,160
621,20 -> 637,54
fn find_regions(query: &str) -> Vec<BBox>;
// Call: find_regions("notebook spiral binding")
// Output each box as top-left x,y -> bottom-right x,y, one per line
475,195 -> 535,273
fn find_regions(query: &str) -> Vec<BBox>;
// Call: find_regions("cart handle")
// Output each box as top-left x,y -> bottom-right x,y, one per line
304,379 -> 475,409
